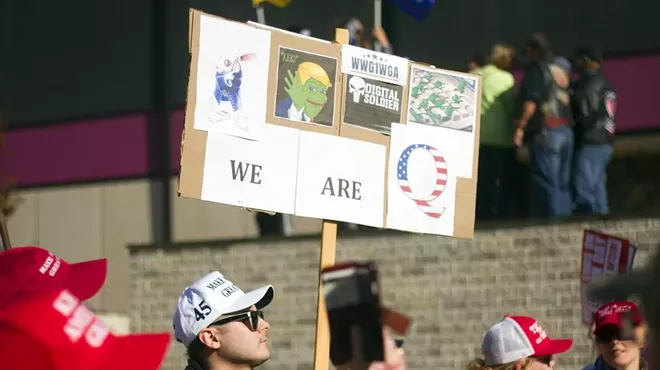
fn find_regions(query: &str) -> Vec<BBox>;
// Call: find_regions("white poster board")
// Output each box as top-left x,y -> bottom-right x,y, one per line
295,132 -> 386,227
201,125 -> 300,214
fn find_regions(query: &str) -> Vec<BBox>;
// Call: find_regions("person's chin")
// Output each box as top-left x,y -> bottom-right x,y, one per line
250,353 -> 271,367
610,352 -> 631,365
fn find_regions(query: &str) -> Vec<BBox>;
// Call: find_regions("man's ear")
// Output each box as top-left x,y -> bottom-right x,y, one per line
198,328 -> 222,350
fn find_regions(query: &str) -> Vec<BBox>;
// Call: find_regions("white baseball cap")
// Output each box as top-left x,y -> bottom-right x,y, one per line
172,271 -> 274,346
482,316 -> 573,366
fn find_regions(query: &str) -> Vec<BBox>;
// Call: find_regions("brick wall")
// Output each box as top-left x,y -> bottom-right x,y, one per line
129,218 -> 660,370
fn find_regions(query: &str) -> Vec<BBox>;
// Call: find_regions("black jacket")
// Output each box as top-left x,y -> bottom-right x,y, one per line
571,70 -> 616,146
517,61 -> 574,139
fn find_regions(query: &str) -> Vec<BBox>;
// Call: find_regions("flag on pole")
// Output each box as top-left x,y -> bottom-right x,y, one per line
252,0 -> 292,8
388,0 -> 435,21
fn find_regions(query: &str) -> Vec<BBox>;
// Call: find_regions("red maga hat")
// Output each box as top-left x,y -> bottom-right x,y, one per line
0,289 -> 170,370
0,246 -> 107,310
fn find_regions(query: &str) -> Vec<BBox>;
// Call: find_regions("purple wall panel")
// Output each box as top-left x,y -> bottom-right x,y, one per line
0,114 -> 150,187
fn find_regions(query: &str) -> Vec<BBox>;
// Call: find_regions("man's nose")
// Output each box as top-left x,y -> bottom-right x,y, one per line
259,318 -> 270,332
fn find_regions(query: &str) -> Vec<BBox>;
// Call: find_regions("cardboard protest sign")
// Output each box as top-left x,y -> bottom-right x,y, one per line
191,13 -> 271,140
295,132 -> 386,227
580,229 -> 637,325
266,30 -> 341,135
180,10 -> 482,239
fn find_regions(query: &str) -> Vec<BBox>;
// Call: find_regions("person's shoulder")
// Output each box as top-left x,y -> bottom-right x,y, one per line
581,363 -> 598,370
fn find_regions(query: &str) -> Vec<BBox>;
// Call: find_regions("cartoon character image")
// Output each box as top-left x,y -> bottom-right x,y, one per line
275,62 -> 332,123
208,52 -> 257,131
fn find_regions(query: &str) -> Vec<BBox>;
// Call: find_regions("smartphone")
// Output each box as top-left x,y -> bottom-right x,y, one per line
321,261 -> 384,366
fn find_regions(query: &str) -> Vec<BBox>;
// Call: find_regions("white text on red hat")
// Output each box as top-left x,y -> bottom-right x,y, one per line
53,290 -> 110,348
39,254 -> 61,277
599,303 -> 633,317
528,321 -> 548,344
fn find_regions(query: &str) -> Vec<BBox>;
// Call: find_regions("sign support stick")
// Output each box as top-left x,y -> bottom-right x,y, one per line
312,28 -> 348,370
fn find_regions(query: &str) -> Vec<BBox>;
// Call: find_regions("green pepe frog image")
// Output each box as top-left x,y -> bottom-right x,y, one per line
275,61 -> 332,123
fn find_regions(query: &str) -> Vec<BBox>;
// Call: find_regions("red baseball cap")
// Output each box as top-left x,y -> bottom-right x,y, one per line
482,315 -> 573,365
0,246 -> 107,310
594,301 -> 644,332
0,289 -> 170,370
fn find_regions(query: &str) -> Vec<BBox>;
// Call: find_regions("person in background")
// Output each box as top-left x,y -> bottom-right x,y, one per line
472,44 -> 518,220
571,47 -> 616,215
514,33 -> 574,218
588,247 -> 659,370
581,301 -> 648,370
467,51 -> 486,73
333,17 -> 393,54
467,315 -> 573,370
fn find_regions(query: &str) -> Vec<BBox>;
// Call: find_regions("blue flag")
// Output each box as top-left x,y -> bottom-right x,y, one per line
389,0 -> 435,21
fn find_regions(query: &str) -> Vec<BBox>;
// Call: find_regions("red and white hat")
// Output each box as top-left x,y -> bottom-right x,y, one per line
0,246 -> 107,310
0,289 -> 170,370
482,315 -> 573,366
594,301 -> 644,332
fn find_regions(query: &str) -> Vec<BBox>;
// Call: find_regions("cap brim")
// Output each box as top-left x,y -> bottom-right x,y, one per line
65,259 -> 108,301
101,333 -> 171,370
225,285 -> 274,314
535,339 -> 573,357
587,271 -> 651,302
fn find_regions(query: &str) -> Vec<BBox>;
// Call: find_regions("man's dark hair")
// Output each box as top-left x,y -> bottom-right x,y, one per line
525,33 -> 553,61
184,338 -> 210,370
576,46 -> 603,65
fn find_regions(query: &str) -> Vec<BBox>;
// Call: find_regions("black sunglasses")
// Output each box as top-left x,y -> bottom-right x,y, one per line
595,329 -> 635,344
209,310 -> 264,332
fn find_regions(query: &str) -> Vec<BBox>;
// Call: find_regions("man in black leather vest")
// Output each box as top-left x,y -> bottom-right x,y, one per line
515,34 -> 574,218
571,47 -> 615,215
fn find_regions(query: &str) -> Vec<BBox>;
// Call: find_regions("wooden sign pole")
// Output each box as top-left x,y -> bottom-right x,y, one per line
312,220 -> 338,370
312,28 -> 348,370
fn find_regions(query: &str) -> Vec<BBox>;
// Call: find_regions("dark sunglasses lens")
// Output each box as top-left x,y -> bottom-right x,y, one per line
596,330 -> 631,343
248,311 -> 262,331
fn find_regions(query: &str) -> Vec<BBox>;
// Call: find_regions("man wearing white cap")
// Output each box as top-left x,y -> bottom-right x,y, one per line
173,271 -> 274,370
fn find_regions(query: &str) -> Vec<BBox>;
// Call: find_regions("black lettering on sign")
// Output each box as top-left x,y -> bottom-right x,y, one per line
321,177 -> 362,200
230,160 -> 263,184
194,300 -> 212,322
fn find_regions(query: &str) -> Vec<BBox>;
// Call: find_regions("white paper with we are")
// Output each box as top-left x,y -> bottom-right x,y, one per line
194,15 -> 271,140
295,132 -> 386,227
386,123 -> 469,236
201,125 -> 299,214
